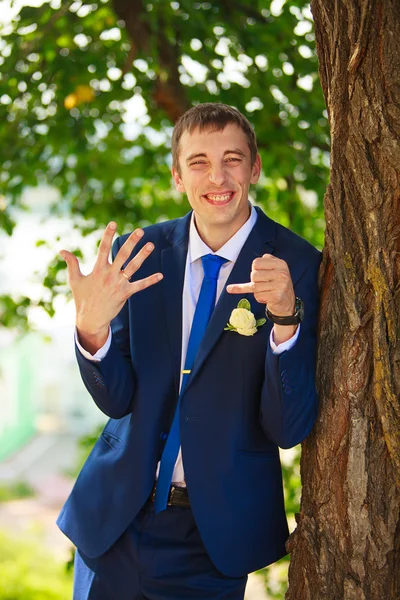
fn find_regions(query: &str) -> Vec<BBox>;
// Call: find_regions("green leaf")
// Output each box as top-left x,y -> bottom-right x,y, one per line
224,324 -> 236,331
256,318 -> 267,327
237,299 -> 251,311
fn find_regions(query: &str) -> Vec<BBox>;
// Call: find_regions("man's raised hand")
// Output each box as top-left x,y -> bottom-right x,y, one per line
60,222 -> 163,354
226,254 -> 297,344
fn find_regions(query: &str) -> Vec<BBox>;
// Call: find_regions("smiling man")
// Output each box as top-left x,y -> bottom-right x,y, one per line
172,123 -> 261,250
58,103 -> 321,599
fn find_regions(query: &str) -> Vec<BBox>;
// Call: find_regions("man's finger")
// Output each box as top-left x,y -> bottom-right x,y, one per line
252,255 -> 286,271
60,250 -> 82,283
120,241 -> 155,278
97,221 -> 117,265
113,228 -> 145,271
127,272 -> 163,296
226,282 -> 255,294
250,270 -> 276,284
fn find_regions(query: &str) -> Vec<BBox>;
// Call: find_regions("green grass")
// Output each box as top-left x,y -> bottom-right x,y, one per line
0,530 -> 73,599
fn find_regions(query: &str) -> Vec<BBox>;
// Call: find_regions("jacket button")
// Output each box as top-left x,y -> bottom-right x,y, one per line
160,432 -> 168,440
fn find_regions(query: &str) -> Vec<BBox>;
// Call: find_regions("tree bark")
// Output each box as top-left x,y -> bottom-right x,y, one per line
287,1 -> 400,599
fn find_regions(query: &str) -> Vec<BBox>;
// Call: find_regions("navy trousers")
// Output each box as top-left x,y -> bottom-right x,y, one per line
73,500 -> 248,600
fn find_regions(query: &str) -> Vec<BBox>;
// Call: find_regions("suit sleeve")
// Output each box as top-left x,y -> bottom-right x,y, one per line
260,252 -> 321,448
75,236 -> 136,419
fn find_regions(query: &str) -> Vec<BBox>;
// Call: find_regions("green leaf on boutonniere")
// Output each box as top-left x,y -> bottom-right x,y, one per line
237,298 -> 251,311
256,318 -> 266,327
224,324 -> 236,331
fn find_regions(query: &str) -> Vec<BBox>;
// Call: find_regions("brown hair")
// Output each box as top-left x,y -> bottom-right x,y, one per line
171,103 -> 258,172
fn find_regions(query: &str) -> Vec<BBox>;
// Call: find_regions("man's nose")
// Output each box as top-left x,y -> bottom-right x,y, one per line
209,165 -> 227,186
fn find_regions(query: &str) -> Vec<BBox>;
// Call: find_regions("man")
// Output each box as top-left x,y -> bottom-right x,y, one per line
58,102 -> 321,599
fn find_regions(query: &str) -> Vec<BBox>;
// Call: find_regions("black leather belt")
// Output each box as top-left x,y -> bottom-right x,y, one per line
150,483 -> 190,507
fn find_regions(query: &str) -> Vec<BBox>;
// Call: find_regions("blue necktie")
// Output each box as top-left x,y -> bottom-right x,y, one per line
154,253 -> 227,512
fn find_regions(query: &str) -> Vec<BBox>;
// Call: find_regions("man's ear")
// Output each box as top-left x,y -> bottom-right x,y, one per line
250,154 -> 261,184
172,167 -> 185,193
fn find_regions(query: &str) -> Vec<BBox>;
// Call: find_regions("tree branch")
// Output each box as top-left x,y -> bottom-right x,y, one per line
111,0 -> 190,122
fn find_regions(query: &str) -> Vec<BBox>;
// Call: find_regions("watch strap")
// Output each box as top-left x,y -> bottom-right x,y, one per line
265,297 -> 304,326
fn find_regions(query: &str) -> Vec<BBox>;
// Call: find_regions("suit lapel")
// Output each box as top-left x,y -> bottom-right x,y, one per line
161,213 -> 191,395
186,209 -> 275,388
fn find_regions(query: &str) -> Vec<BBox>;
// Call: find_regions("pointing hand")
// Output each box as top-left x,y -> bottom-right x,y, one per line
227,254 -> 297,345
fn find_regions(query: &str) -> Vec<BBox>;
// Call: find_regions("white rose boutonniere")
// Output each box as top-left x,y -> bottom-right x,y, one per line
224,299 -> 266,336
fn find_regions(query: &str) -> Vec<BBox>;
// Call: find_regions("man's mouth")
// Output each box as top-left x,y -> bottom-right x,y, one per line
203,192 -> 235,205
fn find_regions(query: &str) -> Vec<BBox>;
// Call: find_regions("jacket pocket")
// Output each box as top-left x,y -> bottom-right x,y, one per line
100,431 -> 122,450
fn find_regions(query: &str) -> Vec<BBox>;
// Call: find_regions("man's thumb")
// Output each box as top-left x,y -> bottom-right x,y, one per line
60,250 -> 82,281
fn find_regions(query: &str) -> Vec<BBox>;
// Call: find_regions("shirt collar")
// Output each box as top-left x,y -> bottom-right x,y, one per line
188,203 -> 258,264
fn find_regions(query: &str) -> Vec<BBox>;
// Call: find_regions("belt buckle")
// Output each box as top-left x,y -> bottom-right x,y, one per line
167,485 -> 176,506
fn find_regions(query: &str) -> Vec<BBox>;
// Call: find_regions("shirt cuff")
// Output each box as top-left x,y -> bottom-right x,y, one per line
75,327 -> 112,362
269,325 -> 300,355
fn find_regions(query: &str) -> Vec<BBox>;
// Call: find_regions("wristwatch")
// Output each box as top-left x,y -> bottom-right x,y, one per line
265,297 -> 304,326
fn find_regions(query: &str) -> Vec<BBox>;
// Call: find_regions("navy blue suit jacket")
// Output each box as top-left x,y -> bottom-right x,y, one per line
57,207 -> 321,577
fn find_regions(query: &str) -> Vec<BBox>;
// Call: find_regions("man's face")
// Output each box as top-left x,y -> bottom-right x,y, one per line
172,123 -> 261,246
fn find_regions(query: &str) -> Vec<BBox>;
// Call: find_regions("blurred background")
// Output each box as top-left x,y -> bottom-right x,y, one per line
0,0 -> 329,597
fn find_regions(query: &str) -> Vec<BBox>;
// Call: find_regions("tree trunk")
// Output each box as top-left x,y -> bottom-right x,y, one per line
287,1 -> 400,599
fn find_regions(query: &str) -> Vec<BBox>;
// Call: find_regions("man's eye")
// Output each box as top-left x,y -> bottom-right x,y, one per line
226,157 -> 241,162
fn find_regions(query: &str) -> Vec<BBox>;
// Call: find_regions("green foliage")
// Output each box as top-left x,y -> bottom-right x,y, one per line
0,530 -> 73,599
0,481 -> 35,502
0,295 -> 32,332
0,0 -> 328,328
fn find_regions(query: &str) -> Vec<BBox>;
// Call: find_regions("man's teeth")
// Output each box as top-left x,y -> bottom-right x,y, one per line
206,193 -> 231,201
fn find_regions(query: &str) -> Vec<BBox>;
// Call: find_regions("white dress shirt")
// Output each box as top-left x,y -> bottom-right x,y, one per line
76,205 -> 300,485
